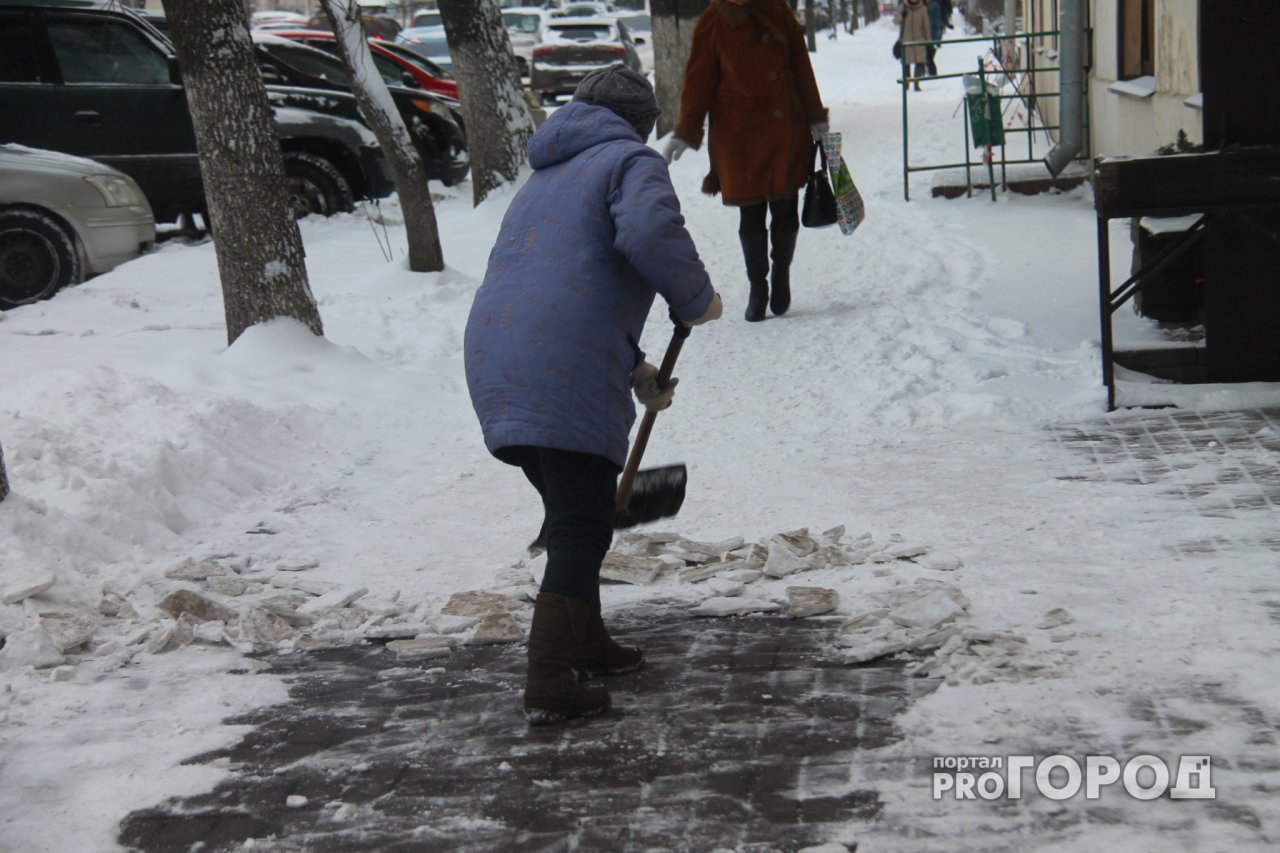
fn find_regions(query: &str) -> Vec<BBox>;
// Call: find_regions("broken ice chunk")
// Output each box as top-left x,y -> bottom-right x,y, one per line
917,555 -> 963,572
296,586 -> 368,615
157,589 -> 238,623
705,578 -> 746,598
387,637 -> 453,661
470,612 -> 525,645
689,597 -> 782,617
600,552 -> 664,584
786,586 -> 840,618
1,563 -> 56,605
887,590 -> 966,629
776,528 -> 818,557
440,590 -> 523,617
762,540 -> 810,578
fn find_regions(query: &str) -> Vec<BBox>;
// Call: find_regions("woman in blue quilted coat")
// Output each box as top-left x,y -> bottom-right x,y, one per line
464,65 -> 723,725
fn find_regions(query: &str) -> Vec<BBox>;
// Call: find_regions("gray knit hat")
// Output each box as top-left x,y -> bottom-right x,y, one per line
573,64 -> 660,140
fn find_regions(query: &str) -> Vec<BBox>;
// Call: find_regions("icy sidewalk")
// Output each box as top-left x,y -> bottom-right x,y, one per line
118,610 -> 933,852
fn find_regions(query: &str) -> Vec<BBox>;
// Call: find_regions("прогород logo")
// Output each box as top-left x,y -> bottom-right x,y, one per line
931,754 -> 1216,800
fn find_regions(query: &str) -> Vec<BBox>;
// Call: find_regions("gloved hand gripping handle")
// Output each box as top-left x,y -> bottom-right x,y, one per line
616,316 -> 691,512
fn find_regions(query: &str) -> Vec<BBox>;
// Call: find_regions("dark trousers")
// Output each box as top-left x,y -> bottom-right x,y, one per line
739,195 -> 800,236
497,446 -> 619,606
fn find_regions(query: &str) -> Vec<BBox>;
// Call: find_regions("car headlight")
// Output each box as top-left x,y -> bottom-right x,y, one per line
84,174 -> 144,207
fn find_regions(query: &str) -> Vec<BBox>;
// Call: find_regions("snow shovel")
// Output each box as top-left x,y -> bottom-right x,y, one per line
613,318 -> 691,530
527,318 -> 691,554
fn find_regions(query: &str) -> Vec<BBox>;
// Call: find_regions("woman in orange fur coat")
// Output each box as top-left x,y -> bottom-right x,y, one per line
664,0 -> 828,322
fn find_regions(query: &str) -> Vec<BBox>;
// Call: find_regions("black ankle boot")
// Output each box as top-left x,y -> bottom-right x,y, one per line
739,230 -> 769,322
769,227 -> 798,316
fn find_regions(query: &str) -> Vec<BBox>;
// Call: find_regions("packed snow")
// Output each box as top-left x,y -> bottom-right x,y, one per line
2,14 -> 1278,852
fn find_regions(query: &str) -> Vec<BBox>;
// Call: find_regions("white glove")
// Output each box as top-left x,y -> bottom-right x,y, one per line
810,122 -> 830,143
688,292 -> 723,326
633,361 -> 677,412
663,137 -> 690,164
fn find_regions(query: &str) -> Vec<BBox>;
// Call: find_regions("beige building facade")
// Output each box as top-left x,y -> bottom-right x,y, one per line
1022,0 -> 1202,159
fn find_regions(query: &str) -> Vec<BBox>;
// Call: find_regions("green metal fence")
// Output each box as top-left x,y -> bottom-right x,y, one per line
899,29 -> 1092,201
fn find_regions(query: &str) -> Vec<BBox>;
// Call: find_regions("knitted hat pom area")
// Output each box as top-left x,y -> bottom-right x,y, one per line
572,63 -> 661,140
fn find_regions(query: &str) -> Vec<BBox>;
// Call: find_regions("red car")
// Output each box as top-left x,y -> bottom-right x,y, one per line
258,29 -> 459,101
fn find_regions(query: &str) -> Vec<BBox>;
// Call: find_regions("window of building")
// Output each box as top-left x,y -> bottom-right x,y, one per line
1119,0 -> 1155,80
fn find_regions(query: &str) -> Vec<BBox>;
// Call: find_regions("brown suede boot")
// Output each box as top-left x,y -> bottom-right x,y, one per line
576,605 -> 645,679
524,592 -> 611,725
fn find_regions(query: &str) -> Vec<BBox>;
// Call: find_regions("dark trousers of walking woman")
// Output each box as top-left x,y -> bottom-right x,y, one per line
739,195 -> 799,322
497,445 -> 644,724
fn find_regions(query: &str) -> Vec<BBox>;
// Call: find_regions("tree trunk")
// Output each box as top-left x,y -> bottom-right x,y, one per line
436,0 -> 534,205
805,0 -> 817,51
652,0 -> 712,140
0,436 -> 9,503
320,0 -> 444,270
161,0 -> 323,345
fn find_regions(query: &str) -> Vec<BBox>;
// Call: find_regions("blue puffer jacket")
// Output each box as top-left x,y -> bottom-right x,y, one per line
464,101 -> 715,469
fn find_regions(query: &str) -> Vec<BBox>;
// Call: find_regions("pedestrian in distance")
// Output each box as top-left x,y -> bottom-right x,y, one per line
926,0 -> 944,76
896,0 -> 932,90
463,64 -> 724,726
663,0 -> 829,323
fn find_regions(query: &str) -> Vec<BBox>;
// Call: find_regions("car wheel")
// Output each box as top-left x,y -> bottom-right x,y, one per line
282,151 -> 354,218
0,209 -> 82,309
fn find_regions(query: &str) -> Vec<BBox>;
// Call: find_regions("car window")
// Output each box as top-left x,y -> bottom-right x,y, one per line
546,24 -> 614,43
410,40 -> 451,59
48,16 -> 170,85
306,40 -> 406,86
258,41 -> 352,85
410,12 -> 442,27
0,12 -> 43,83
502,13 -> 542,33
378,42 -> 452,81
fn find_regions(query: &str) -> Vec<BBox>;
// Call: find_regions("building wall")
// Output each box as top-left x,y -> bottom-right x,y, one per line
1025,0 -> 1201,158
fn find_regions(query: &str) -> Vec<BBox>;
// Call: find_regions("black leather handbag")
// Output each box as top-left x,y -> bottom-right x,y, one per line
801,142 -> 838,229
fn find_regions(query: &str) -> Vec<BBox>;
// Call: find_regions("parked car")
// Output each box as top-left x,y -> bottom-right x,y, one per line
0,2 -> 397,225
252,32 -> 468,187
530,17 -> 641,104
396,27 -> 454,74
502,7 -> 547,77
0,144 -> 155,308
255,27 -> 460,100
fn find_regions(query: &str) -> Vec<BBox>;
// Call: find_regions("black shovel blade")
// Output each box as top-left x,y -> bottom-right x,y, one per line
614,463 -> 688,530
526,463 -> 689,556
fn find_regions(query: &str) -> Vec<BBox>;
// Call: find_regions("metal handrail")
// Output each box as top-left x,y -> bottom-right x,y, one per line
899,28 -> 1093,201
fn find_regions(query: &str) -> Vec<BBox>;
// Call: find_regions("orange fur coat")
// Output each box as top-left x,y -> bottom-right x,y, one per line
673,0 -> 828,206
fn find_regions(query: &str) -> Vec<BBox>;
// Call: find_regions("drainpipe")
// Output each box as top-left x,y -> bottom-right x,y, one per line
1045,0 -> 1084,176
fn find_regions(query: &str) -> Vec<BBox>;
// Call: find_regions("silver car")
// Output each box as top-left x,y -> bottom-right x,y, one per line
1,145 -> 156,309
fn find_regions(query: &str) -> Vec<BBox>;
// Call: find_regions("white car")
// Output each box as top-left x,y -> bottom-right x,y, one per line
0,145 -> 155,309
502,7 -> 548,77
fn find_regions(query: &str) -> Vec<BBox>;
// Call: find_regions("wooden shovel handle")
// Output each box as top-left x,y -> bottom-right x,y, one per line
616,320 -> 692,510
